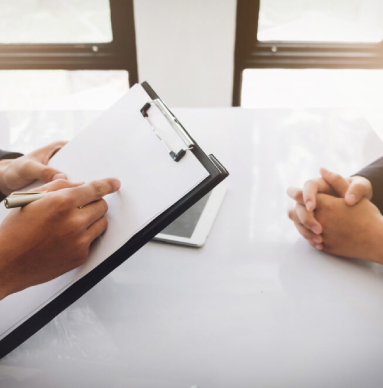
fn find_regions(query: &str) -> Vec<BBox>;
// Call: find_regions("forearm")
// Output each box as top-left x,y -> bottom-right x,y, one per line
0,151 -> 24,298
0,150 -> 23,160
0,268 -> 14,300
0,246 -> 17,301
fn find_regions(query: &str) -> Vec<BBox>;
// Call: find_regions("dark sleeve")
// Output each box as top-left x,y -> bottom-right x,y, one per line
0,150 -> 23,160
0,150 -> 24,202
355,157 -> 383,213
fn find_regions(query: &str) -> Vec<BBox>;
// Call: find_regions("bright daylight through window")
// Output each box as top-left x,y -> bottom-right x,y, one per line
0,0 -> 129,110
258,0 -> 383,43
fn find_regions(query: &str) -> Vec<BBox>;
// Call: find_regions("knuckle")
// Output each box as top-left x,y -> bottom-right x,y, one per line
75,236 -> 89,253
91,181 -> 104,199
50,193 -> 73,213
80,236 -> 90,249
300,211 -> 311,226
75,247 -> 89,266
287,208 -> 295,220
22,160 -> 35,172
94,217 -> 108,237
70,215 -> 85,231
100,199 -> 108,213
23,159 -> 34,169
290,189 -> 301,200
321,243 -> 330,253
41,168 -> 55,182
301,229 -> 312,240
51,195 -> 68,210
332,173 -> 342,182
101,217 -> 108,231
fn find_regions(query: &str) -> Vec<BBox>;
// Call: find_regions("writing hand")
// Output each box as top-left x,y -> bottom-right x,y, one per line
0,177 -> 121,300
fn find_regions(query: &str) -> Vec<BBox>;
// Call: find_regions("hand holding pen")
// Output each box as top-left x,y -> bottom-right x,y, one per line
0,177 -> 121,301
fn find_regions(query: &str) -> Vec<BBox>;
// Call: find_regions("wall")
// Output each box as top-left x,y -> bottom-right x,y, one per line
133,0 -> 237,107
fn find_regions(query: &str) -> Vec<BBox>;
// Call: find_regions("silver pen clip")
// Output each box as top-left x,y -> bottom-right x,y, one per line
9,191 -> 48,196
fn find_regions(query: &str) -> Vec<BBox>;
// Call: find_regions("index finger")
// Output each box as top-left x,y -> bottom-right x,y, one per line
286,187 -> 304,205
319,168 -> 349,198
69,178 -> 121,207
32,180 -> 84,193
303,178 -> 333,211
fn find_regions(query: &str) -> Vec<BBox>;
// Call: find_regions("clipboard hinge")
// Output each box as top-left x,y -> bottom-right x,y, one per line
140,99 -> 194,162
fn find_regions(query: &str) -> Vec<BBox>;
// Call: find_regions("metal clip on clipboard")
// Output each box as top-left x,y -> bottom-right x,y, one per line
140,98 -> 195,162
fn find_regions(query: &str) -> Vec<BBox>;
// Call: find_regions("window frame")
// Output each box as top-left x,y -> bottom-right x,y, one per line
0,0 -> 138,84
233,0 -> 383,106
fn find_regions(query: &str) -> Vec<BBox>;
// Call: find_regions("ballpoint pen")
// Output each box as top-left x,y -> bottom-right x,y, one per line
4,191 -> 49,209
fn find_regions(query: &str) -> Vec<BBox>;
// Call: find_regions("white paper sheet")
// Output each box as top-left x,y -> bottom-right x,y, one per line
0,84 -> 209,339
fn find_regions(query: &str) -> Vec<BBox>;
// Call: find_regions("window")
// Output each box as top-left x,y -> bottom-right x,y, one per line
0,0 -> 113,44
0,0 -> 137,110
258,0 -> 383,43
233,0 -> 383,106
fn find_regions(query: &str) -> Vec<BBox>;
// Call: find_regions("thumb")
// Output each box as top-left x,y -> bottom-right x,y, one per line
25,160 -> 67,183
345,176 -> 372,205
319,168 -> 349,198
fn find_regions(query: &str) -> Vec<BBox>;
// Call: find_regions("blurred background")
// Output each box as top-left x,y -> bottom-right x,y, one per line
1,0 -> 383,110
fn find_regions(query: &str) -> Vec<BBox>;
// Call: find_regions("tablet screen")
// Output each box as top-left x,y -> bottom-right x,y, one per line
160,192 -> 211,238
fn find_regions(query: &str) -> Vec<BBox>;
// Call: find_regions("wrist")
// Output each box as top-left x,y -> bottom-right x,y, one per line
0,234 -> 21,300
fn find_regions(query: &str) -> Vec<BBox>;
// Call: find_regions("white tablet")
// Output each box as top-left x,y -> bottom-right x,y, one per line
154,183 -> 227,247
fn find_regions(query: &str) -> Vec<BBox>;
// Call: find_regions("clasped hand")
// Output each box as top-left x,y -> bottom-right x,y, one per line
287,168 -> 383,264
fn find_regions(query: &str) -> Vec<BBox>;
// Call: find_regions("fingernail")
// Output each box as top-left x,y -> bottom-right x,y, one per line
315,244 -> 323,250
313,236 -> 322,244
311,225 -> 321,234
306,200 -> 314,211
52,173 -> 67,180
347,194 -> 356,204
321,167 -> 329,174
114,179 -> 121,190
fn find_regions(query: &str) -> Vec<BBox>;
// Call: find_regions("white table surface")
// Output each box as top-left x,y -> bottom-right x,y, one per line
1,107 -> 383,388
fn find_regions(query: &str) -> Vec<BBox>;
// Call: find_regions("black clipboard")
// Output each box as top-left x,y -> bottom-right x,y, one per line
0,82 -> 228,358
